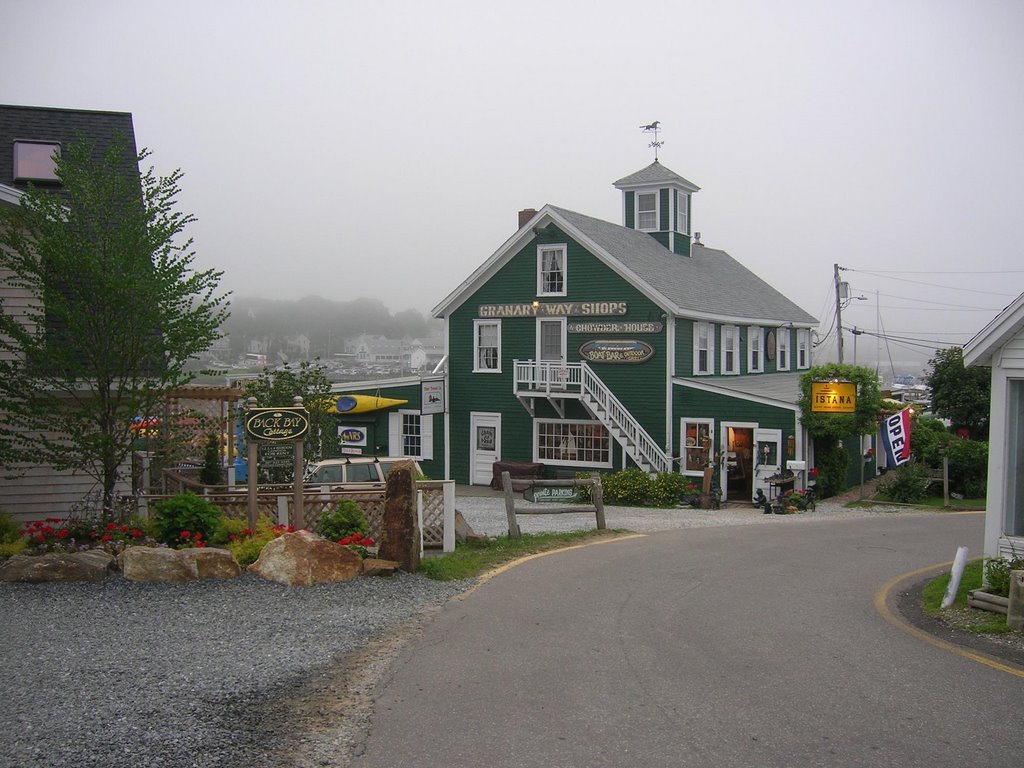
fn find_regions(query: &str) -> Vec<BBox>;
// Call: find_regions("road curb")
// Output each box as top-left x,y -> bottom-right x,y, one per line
874,562 -> 1024,679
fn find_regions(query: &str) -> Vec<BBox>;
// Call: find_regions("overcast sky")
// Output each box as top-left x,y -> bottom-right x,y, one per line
4,0 -> 1023,372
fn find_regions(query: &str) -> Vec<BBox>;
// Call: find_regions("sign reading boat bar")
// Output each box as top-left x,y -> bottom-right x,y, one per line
478,301 -> 627,318
579,339 -> 655,364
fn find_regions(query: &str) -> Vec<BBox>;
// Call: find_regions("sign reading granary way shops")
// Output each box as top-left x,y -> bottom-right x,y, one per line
245,407 -> 310,441
478,301 -> 627,318
810,381 -> 857,413
578,339 -> 655,364
568,321 -> 662,334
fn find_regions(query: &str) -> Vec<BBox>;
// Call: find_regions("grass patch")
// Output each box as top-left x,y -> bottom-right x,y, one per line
922,559 -> 1014,635
420,529 -> 626,581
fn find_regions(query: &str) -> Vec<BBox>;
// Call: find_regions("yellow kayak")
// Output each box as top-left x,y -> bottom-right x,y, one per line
324,394 -> 409,414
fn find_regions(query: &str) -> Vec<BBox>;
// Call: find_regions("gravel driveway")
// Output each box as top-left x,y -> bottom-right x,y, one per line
0,493 -> 940,768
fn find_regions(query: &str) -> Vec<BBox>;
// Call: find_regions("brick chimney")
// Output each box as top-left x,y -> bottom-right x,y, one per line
518,208 -> 538,229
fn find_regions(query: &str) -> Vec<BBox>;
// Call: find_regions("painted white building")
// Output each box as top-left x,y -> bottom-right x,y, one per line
964,291 -> 1024,561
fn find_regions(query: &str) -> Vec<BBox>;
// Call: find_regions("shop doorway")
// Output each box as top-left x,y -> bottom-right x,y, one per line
721,423 -> 755,502
470,412 -> 501,486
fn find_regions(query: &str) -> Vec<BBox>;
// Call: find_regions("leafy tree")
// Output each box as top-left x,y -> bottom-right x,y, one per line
926,347 -> 990,439
242,360 -> 335,481
798,364 -> 883,497
0,135 -> 229,514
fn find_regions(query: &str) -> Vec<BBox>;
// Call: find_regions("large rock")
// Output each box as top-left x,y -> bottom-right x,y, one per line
0,550 -> 115,583
248,530 -> 363,586
361,557 -> 401,577
120,547 -> 241,582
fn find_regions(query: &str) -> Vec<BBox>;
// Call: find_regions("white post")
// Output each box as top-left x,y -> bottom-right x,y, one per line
941,546 -> 969,609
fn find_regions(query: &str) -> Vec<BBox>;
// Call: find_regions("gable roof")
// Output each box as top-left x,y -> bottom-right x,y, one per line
613,160 -> 700,192
433,203 -> 817,327
0,104 -> 138,198
963,291 -> 1024,367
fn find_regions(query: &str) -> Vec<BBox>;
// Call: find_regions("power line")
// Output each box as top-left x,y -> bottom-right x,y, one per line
844,269 -> 1019,298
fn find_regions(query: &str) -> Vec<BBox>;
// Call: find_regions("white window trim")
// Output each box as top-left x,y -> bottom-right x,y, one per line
533,418 -> 613,468
388,410 -> 433,460
473,319 -> 501,373
636,191 -> 659,232
777,329 -> 791,371
677,191 -> 689,234
721,325 -> 740,375
748,326 -> 763,373
537,244 -> 568,297
796,328 -> 810,370
680,418 -> 715,478
693,321 -> 715,375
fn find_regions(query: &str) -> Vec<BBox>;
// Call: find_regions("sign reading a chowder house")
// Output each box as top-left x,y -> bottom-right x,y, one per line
245,407 -> 310,441
578,339 -> 655,364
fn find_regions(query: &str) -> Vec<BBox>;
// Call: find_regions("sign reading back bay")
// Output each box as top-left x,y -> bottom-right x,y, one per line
245,407 -> 310,441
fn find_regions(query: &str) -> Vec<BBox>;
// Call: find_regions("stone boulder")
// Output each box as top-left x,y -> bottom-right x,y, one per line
119,547 -> 241,583
248,530 -> 363,586
361,557 -> 401,577
0,550 -> 115,583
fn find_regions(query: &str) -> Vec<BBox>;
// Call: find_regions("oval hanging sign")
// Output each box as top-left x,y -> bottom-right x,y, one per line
578,339 -> 655,364
245,407 -> 310,441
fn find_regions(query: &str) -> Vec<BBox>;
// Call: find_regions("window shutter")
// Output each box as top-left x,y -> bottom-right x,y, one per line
388,412 -> 401,455
420,414 -> 433,460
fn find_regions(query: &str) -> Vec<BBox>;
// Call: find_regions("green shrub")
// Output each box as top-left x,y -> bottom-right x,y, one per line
944,439 -> 988,498
650,472 -> 694,507
911,416 -> 951,466
0,539 -> 26,557
983,555 -> 1024,597
208,515 -> 250,547
314,499 -> 368,542
151,492 -> 223,547
0,510 -> 21,544
813,437 -> 849,499
601,468 -> 654,506
877,461 -> 931,503
199,433 -> 224,486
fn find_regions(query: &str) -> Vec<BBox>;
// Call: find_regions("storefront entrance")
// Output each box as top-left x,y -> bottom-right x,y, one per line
721,423 -> 755,502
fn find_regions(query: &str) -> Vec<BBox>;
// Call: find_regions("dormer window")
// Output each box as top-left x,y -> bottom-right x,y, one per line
537,245 -> 567,296
637,193 -> 657,231
13,141 -> 61,183
677,192 -> 689,234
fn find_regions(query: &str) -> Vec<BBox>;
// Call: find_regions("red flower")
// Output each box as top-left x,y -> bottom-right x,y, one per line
193,531 -> 202,539
286,525 -> 295,533
352,532 -> 363,541
180,531 -> 191,539
105,522 -> 118,531
57,529 -> 70,539
362,538 -> 375,547
195,541 -> 206,548
101,534 -> 113,542
34,534 -> 45,543
339,536 -> 352,545
242,529 -> 253,537
229,534 -> 238,541
131,530 -> 143,538
120,525 -> 130,532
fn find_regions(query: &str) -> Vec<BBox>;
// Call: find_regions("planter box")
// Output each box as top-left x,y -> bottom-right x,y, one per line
968,589 -> 1008,615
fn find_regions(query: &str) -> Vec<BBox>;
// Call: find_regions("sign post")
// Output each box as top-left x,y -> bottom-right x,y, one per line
244,397 -> 310,530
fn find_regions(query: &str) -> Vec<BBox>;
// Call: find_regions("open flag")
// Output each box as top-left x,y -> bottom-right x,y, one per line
881,408 -> 912,467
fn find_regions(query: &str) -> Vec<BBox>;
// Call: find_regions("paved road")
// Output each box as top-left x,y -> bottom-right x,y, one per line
353,514 -> 1023,767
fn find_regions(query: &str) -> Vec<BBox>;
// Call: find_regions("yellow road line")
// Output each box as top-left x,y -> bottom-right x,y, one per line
874,562 -> 1024,679
458,533 -> 647,600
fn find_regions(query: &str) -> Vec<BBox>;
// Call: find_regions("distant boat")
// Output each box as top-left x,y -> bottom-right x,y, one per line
327,394 -> 409,414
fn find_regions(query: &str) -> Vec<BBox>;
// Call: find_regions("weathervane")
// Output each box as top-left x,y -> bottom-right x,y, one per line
640,120 -> 663,160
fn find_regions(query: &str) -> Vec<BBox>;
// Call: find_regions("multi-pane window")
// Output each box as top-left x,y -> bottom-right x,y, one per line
796,329 -> 810,369
401,413 -> 421,457
536,420 -> 611,467
681,419 -> 714,475
722,325 -> 740,375
637,193 -> 657,230
389,411 -> 433,459
777,329 -> 790,370
474,319 -> 500,372
694,321 -> 714,375
677,192 -> 689,234
538,245 -> 566,296
748,326 -> 763,373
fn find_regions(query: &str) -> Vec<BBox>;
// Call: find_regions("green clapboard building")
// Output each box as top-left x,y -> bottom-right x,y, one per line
340,159 -> 820,503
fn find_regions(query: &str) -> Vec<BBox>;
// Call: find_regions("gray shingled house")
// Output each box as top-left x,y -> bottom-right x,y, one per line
428,159 -> 821,503
0,104 -> 139,520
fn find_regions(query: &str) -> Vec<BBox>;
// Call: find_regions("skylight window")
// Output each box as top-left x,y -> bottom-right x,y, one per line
13,141 -> 61,183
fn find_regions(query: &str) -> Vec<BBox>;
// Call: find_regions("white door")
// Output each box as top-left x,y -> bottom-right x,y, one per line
752,428 -> 783,502
470,412 -> 501,486
536,318 -> 567,389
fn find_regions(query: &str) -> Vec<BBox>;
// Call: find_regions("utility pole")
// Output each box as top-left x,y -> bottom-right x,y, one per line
834,263 -> 845,363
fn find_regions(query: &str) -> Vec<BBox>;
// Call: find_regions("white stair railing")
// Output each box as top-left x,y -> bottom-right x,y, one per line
579,363 -> 671,473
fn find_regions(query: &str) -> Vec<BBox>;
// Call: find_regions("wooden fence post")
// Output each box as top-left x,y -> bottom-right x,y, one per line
1008,570 -> 1024,631
502,471 -> 522,538
591,474 -> 606,530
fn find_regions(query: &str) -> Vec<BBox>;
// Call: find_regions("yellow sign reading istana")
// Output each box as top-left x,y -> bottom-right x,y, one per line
811,381 -> 857,413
